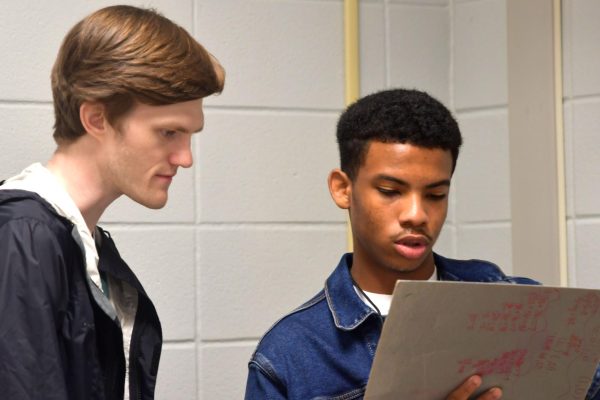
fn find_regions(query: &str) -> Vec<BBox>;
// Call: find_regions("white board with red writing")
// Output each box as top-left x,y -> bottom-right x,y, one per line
365,281 -> 600,400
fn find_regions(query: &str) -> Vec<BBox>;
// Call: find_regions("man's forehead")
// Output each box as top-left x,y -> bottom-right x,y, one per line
357,141 -> 453,179
363,141 -> 452,162
124,99 -> 204,123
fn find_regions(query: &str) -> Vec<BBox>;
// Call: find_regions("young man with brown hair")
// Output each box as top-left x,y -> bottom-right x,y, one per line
0,6 -> 224,399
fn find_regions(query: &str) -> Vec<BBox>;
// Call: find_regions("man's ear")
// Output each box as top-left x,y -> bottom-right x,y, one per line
79,101 -> 108,140
328,169 -> 352,210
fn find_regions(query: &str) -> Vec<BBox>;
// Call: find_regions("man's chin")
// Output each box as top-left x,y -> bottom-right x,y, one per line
145,202 -> 167,210
386,256 -> 435,279
129,194 -> 168,209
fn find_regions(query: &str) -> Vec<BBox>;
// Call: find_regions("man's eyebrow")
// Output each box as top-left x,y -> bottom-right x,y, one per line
169,125 -> 204,134
375,174 -> 451,189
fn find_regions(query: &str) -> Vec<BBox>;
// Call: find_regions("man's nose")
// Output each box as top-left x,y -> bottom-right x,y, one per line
399,194 -> 427,227
171,136 -> 193,168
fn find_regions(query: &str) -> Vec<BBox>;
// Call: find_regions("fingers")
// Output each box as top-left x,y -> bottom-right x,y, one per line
446,375 -> 481,400
445,375 -> 502,400
476,387 -> 502,400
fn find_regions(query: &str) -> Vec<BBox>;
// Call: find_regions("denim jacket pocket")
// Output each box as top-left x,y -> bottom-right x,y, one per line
313,386 -> 366,400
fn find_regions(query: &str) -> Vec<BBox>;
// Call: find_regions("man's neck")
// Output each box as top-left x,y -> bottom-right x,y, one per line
47,137 -> 119,232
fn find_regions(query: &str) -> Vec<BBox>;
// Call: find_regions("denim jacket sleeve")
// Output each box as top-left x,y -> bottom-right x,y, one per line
587,367 -> 600,400
245,360 -> 287,400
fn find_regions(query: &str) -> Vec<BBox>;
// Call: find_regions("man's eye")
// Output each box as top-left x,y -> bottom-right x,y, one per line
427,193 -> 447,201
377,188 -> 399,197
161,130 -> 177,138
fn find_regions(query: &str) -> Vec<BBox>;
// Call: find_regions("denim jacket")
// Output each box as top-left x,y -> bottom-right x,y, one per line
245,253 -> 600,400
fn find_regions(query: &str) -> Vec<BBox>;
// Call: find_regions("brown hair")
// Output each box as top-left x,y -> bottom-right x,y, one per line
51,5 -> 224,143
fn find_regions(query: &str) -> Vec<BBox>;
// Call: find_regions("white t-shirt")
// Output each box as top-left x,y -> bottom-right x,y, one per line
354,266 -> 438,316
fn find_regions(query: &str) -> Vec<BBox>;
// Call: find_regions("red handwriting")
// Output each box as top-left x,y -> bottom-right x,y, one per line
581,325 -> 600,363
466,292 -> 555,333
457,290 -> 600,394
566,293 -> 600,327
535,334 -> 584,372
457,349 -> 527,380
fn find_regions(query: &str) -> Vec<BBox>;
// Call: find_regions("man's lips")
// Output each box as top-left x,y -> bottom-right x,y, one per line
393,235 -> 430,260
155,173 -> 175,183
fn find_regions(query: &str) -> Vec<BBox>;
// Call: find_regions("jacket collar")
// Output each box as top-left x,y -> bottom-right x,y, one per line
435,253 -> 463,281
324,253 -> 379,331
434,252 -> 508,282
96,226 -> 149,297
324,252 -> 476,331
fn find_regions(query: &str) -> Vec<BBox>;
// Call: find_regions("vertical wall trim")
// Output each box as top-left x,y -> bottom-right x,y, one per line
507,0 -> 566,286
448,0 -> 457,258
553,0 -> 568,286
344,0 -> 360,106
344,0 -> 360,251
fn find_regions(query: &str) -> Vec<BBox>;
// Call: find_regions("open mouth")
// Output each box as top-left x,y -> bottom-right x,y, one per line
402,239 -> 426,247
394,236 -> 429,259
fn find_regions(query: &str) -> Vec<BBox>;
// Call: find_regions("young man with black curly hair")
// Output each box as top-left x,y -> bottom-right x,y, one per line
244,89 -> 599,400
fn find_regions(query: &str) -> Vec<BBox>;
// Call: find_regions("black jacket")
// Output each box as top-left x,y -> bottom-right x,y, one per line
0,189 -> 162,400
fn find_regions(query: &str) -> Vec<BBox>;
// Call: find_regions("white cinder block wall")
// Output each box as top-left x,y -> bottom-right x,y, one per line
451,0 -> 514,273
563,0 -> 600,289
193,2 -> 347,398
3,0 -> 597,398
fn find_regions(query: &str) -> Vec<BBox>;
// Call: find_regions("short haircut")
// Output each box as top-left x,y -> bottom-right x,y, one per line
51,5 -> 224,143
336,89 -> 462,180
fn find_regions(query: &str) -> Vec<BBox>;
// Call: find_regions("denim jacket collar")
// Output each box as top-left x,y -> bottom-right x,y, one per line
435,253 -> 463,281
324,253 -> 379,331
324,252 -> 473,332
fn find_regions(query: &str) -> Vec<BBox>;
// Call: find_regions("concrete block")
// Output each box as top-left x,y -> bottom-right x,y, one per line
457,223 -> 513,275
0,1 -> 193,102
198,225 -> 347,340
453,0 -> 508,109
435,224 -> 456,258
571,100 -> 600,216
155,344 -> 197,400
563,102 -> 576,218
388,4 -> 450,104
197,110 -> 344,223
446,185 -> 457,224
360,1 -> 387,96
105,227 -> 196,341
195,0 -> 344,109
561,0 -> 574,98
454,110 -> 511,223
573,220 -> 600,289
569,0 -> 600,97
0,105 -> 55,177
200,343 -> 256,400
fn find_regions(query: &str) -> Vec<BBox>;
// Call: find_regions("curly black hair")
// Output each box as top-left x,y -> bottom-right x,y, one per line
337,89 -> 462,180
